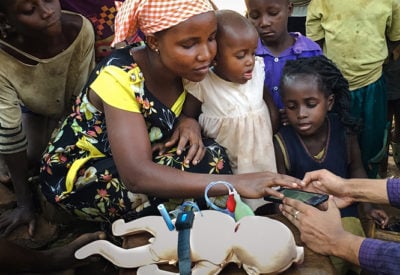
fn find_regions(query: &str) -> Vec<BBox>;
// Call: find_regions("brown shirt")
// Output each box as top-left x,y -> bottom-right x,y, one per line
0,11 -> 95,153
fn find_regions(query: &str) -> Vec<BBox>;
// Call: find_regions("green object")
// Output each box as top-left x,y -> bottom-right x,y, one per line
233,192 -> 254,221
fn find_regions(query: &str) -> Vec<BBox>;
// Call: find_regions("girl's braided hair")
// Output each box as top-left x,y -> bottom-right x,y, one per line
280,55 -> 362,133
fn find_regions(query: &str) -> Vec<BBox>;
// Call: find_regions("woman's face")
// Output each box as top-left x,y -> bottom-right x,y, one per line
154,11 -> 217,82
3,0 -> 62,38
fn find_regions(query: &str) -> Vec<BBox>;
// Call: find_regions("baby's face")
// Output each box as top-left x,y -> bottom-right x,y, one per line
213,31 -> 258,84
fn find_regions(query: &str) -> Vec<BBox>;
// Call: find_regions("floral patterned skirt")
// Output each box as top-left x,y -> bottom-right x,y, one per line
40,138 -> 232,223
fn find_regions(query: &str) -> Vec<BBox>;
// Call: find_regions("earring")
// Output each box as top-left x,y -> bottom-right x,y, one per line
154,48 -> 160,55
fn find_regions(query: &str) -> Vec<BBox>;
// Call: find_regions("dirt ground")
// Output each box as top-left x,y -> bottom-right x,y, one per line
0,154 -> 399,274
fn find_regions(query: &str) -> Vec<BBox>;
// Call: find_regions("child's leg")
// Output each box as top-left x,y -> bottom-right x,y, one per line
393,100 -> 400,143
0,155 -> 11,184
350,77 -> 388,178
22,112 -> 59,174
379,100 -> 395,178
391,99 -> 400,168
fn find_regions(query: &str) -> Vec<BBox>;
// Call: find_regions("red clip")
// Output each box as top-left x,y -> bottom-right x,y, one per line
227,193 -> 236,212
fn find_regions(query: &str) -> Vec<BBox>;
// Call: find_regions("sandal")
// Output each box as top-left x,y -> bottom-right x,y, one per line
391,141 -> 400,169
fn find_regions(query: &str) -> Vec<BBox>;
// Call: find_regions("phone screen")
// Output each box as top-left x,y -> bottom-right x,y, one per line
264,188 -> 328,207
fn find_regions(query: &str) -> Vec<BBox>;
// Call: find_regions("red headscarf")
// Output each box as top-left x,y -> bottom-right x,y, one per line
112,0 -> 214,46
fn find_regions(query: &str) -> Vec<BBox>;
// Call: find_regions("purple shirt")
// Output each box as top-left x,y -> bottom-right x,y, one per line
359,178 -> 400,274
256,32 -> 322,109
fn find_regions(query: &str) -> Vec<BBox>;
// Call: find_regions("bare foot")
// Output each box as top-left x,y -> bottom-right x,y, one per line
0,231 -> 106,273
44,231 -> 106,271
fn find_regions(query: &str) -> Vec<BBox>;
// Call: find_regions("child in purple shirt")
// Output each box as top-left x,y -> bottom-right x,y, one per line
245,0 -> 322,110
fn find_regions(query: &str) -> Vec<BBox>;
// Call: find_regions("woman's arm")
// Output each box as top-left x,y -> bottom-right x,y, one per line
102,99 -> 301,199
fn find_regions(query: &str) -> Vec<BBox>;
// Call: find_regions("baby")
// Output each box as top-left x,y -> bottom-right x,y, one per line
184,10 -> 278,210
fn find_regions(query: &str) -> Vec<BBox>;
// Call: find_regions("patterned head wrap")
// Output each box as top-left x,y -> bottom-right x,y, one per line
112,0 -> 214,46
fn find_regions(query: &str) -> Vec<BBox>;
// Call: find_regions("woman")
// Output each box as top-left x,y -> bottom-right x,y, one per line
39,0 -> 300,224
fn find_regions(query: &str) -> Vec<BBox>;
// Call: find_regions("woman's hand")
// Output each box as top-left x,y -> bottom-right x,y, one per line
161,116 -> 206,165
234,172 -> 301,199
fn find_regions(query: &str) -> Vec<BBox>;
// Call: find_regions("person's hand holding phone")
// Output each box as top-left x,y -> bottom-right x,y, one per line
301,169 -> 354,209
280,196 -> 363,258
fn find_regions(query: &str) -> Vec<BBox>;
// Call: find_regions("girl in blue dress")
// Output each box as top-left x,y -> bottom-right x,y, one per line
274,55 -> 389,274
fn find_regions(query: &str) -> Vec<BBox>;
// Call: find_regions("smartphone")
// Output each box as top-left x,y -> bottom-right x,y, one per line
264,188 -> 328,207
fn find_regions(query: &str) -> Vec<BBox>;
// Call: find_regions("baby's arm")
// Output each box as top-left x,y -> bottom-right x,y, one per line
182,93 -> 202,119
160,92 -> 204,164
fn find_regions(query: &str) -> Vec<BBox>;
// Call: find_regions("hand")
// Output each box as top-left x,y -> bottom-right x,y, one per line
151,142 -> 167,155
301,169 -> 353,208
0,206 -> 36,237
368,209 -> 389,229
234,172 -> 301,199
163,116 -> 205,165
280,196 -> 351,256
